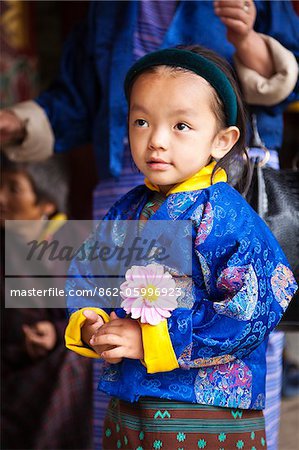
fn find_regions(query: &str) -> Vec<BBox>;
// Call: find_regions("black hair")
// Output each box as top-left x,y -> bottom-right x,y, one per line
1,153 -> 69,217
126,44 -> 250,194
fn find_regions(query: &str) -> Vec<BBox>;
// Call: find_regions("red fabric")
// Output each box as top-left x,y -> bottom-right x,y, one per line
0,1 -> 39,105
292,1 -> 299,15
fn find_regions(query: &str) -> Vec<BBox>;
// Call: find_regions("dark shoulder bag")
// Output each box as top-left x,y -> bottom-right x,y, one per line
245,115 -> 299,331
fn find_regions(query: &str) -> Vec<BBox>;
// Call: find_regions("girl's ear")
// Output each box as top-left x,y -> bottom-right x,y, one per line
211,126 -> 240,160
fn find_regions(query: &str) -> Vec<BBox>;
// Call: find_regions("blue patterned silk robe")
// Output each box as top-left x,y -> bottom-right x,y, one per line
66,181 -> 297,409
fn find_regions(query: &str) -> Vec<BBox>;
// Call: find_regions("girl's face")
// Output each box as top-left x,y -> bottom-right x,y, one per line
129,69 -> 235,194
0,171 -> 52,224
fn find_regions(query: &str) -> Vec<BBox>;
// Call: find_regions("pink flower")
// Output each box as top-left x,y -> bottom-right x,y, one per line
120,264 -> 179,325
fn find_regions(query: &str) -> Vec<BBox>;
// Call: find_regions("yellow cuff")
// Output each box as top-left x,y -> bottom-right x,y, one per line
140,320 -> 179,374
65,307 -> 110,358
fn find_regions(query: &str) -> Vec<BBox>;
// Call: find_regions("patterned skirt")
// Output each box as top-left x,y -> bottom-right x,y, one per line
102,397 -> 267,450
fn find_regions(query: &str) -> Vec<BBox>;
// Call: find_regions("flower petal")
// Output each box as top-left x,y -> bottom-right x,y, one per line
122,263 -> 178,324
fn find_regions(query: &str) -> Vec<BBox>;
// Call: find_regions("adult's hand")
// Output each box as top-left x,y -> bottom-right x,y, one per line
214,0 -> 256,48
0,110 -> 26,146
23,321 -> 57,360
214,0 -> 274,78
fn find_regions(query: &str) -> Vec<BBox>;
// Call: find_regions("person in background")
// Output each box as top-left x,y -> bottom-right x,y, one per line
0,2 -> 298,449
0,154 -> 93,449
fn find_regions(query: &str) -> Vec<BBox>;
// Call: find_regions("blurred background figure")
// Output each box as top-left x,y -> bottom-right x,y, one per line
0,154 -> 93,449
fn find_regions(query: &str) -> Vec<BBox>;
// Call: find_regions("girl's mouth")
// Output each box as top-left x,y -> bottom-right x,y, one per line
146,158 -> 172,171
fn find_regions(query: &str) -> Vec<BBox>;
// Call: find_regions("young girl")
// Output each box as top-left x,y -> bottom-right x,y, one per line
65,46 -> 297,450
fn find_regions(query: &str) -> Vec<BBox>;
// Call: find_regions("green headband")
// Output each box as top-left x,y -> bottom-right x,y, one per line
124,48 -> 238,126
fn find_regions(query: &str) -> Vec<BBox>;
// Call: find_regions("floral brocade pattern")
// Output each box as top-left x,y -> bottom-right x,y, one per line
271,263 -> 297,310
195,360 -> 252,409
167,191 -> 201,219
214,265 -> 258,321
178,342 -> 235,369
67,182 -> 298,408
195,251 -> 212,294
193,202 -> 213,246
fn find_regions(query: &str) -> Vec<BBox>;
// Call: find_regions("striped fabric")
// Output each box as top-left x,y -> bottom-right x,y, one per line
103,397 -> 267,450
133,1 -> 177,59
93,361 -> 108,449
264,331 -> 284,450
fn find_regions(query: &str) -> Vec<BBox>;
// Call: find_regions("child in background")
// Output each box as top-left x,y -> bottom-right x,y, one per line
65,47 -> 297,450
0,155 -> 93,449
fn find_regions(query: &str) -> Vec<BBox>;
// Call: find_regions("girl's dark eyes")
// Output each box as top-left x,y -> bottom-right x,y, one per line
175,123 -> 190,131
133,120 -> 190,130
134,119 -> 149,127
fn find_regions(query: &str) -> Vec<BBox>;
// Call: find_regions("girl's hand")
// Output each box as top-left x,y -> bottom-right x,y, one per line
214,0 -> 256,47
90,312 -> 144,363
85,311 -> 122,363
81,309 -> 104,345
23,321 -> 57,360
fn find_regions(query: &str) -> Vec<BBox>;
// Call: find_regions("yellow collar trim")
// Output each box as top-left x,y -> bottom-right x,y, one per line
38,213 -> 67,242
144,161 -> 227,196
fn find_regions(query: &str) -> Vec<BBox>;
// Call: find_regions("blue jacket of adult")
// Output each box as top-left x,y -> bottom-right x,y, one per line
36,0 -> 299,179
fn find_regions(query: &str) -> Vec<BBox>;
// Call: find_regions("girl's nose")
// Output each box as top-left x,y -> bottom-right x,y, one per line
148,127 -> 169,151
